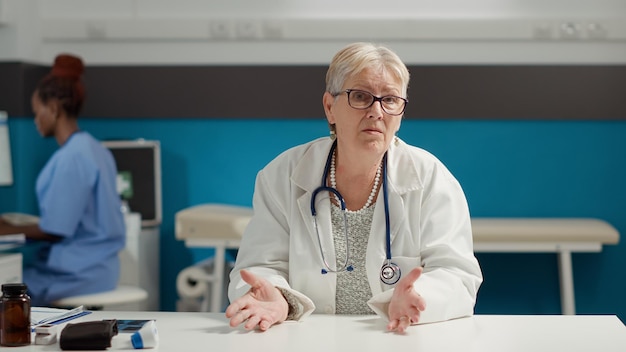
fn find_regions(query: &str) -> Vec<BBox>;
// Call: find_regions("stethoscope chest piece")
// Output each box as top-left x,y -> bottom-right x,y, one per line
380,261 -> 401,285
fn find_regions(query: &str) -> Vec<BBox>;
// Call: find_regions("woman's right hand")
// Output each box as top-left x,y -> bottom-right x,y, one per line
225,269 -> 289,331
386,266 -> 426,333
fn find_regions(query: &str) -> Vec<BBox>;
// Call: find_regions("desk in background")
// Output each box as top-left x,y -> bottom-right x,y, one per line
15,311 -> 626,352
177,205 -> 621,315
175,204 -> 252,312
0,213 -> 159,311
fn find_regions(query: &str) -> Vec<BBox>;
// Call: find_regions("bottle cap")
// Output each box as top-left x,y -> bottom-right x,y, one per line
130,320 -> 158,349
1,283 -> 28,294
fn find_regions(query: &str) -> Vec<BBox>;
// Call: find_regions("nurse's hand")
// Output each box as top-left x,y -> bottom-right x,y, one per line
225,269 -> 289,331
386,267 -> 426,333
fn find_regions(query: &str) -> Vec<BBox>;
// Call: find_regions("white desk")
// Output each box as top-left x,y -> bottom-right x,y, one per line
15,311 -> 626,352
0,214 -> 158,311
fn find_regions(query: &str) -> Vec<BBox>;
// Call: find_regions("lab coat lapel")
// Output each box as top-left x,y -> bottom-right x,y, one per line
293,139 -> 337,271
297,191 -> 335,270
367,173 -> 407,295
367,139 -> 421,295
385,138 -> 422,244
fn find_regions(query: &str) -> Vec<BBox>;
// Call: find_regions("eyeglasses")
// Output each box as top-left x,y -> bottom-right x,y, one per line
335,89 -> 408,116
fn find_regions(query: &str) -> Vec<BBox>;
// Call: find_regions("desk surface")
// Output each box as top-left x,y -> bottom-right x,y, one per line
16,311 -> 626,352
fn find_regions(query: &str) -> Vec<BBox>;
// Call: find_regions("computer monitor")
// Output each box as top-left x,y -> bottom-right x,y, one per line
102,139 -> 162,228
0,111 -> 13,186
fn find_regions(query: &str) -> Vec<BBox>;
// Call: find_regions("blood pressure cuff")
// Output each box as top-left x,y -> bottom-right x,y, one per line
60,320 -> 118,350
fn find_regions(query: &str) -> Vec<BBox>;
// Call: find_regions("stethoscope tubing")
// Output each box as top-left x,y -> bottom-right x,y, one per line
311,185 -> 352,273
310,141 -> 400,284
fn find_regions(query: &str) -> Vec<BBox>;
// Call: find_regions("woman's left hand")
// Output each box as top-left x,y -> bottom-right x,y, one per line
386,266 -> 426,333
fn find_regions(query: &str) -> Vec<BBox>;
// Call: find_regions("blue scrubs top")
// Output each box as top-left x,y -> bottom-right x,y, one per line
25,131 -> 126,306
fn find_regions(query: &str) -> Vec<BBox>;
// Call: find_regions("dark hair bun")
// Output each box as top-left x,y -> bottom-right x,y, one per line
50,54 -> 84,80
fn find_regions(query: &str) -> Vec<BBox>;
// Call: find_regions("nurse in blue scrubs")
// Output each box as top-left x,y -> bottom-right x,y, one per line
0,54 -> 125,306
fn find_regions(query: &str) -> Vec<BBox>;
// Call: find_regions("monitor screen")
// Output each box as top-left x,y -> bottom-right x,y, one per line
0,111 -> 13,186
102,140 -> 162,228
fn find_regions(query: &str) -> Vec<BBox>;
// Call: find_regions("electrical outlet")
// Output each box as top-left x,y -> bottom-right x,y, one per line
532,23 -> 554,40
86,21 -> 106,40
586,22 -> 608,40
263,21 -> 283,40
235,20 -> 260,39
558,22 -> 583,40
210,20 -> 232,40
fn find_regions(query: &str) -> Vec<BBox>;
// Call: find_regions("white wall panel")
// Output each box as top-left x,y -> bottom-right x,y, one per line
40,0 -> 135,19
37,0 -> 626,19
1,0 -> 625,64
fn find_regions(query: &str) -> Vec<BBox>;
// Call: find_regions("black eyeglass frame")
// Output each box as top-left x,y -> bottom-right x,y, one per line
335,89 -> 408,116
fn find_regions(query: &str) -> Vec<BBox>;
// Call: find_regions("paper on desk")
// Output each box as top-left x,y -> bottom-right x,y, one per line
1,212 -> 40,226
0,233 -> 26,245
0,233 -> 25,251
31,306 -> 92,327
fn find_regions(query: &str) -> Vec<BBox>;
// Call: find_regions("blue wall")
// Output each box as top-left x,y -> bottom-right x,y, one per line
2,117 -> 625,319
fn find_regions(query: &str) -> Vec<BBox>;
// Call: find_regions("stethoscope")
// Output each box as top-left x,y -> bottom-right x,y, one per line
310,141 -> 401,285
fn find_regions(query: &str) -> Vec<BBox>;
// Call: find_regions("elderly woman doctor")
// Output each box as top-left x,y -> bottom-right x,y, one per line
226,42 -> 482,333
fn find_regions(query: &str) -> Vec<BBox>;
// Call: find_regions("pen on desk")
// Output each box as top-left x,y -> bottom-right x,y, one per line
34,305 -> 85,325
31,305 -> 93,332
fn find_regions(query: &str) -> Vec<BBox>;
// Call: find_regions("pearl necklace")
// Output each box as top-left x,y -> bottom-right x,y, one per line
330,150 -> 382,213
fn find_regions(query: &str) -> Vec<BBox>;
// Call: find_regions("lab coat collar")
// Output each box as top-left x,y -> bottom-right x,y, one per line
291,137 -> 334,193
385,137 -> 424,195
291,137 -> 424,195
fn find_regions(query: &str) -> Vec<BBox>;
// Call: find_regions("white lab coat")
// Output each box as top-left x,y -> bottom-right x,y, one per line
228,137 -> 483,324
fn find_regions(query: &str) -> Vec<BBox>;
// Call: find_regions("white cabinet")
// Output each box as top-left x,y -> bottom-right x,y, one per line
119,213 -> 160,311
0,253 -> 22,285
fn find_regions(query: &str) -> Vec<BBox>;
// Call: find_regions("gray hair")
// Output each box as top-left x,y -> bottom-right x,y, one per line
325,42 -> 410,97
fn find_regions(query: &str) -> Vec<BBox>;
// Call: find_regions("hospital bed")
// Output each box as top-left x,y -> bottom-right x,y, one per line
175,204 -> 620,314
